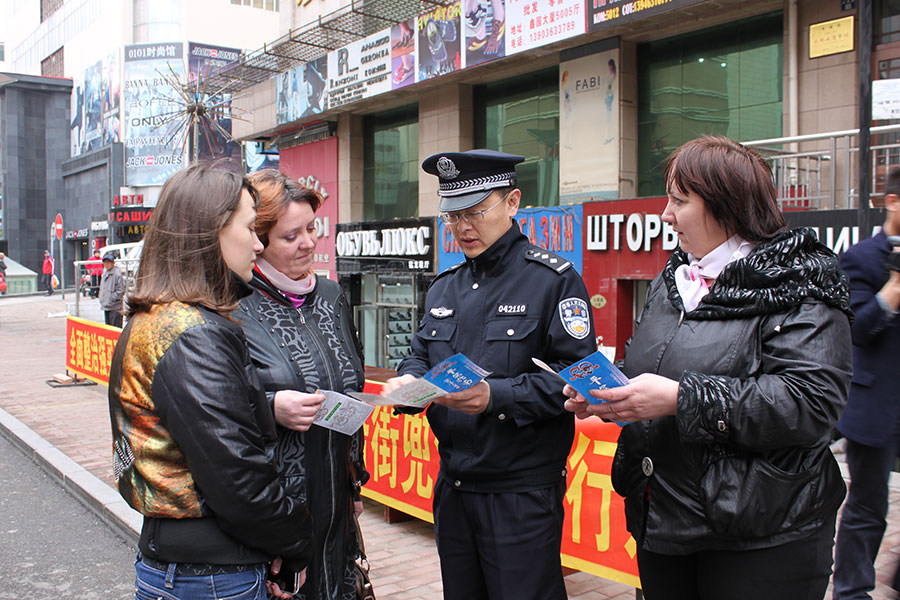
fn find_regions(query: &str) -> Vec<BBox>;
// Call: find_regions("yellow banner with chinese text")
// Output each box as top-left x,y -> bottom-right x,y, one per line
65,316 -> 121,385
359,380 -> 640,587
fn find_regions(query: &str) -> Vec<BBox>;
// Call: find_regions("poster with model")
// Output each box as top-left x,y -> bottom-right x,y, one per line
83,59 -> 104,153
417,1 -> 462,82
70,71 -> 85,157
506,0 -> 585,55
188,42 -> 241,165
123,42 -> 186,187
102,50 -> 121,145
391,18 -> 417,89
559,47 -> 620,202
275,55 -> 328,125
464,0 -> 506,67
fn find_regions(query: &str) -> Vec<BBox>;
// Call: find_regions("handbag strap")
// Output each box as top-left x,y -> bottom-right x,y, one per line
353,512 -> 368,563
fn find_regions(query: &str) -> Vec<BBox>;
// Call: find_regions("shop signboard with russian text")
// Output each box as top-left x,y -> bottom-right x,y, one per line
336,218 -> 437,274
437,205 -> 583,273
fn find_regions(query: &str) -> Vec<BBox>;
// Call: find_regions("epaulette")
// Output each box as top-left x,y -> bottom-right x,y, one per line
525,246 -> 572,274
430,261 -> 465,286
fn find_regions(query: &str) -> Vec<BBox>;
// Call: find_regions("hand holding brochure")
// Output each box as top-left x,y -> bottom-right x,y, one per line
532,350 -> 630,425
313,390 -> 375,435
350,353 -> 491,408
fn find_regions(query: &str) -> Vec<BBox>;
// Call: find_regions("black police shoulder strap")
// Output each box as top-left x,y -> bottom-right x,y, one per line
525,246 -> 572,274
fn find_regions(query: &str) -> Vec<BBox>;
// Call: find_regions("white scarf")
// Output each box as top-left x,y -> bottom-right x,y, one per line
674,235 -> 755,312
255,256 -> 316,296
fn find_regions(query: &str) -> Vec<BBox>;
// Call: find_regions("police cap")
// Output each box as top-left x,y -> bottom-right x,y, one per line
422,149 -> 524,213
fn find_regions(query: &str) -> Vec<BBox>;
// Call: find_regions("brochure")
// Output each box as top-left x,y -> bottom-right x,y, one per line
350,353 -> 491,408
312,390 -> 375,435
532,350 -> 630,425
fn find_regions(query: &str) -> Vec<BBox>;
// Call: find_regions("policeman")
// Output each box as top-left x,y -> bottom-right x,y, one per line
383,149 -> 596,600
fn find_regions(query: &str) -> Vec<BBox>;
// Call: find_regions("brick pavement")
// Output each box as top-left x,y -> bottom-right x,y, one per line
0,293 -> 898,599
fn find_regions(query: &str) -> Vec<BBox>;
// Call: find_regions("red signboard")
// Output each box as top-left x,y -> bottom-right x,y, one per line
279,136 -> 338,280
65,316 -> 122,385
54,213 -> 63,240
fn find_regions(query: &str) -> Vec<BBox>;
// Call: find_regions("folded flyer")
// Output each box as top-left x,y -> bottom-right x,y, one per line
313,390 -> 375,435
350,353 -> 491,408
532,350 -> 630,424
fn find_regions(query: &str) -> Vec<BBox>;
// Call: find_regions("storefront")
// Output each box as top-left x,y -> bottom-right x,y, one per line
336,217 -> 436,370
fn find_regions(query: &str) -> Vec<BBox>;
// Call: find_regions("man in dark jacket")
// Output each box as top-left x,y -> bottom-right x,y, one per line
833,167 -> 900,599
384,150 -> 596,600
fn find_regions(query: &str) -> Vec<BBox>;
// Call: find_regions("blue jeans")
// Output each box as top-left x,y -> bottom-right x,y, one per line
134,555 -> 267,600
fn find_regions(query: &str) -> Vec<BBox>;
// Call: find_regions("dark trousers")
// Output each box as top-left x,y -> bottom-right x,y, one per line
637,511 -> 836,600
432,477 -> 568,600
833,433 -> 900,599
41,273 -> 53,294
105,310 -> 122,328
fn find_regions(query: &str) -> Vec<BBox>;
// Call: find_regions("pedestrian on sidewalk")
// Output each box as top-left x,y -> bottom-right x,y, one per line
108,164 -> 313,600
383,149 -> 596,600
98,252 -> 125,328
87,249 -> 103,298
564,136 -> 853,600
833,166 -> 900,600
237,169 -> 369,600
41,250 -> 54,295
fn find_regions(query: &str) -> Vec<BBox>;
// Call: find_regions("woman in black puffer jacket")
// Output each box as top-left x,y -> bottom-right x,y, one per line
237,170 -> 368,600
565,136 -> 852,600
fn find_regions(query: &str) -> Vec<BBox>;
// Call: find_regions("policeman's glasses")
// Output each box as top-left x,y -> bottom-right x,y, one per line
439,194 -> 508,225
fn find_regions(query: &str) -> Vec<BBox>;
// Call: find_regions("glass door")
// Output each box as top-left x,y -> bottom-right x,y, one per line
353,273 -> 419,370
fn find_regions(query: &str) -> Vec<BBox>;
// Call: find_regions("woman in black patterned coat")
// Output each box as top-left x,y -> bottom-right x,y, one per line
237,169 -> 368,600
564,137 -> 853,600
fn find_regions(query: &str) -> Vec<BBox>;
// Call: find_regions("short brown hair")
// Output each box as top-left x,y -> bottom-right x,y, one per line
128,164 -> 259,317
664,136 -> 785,243
248,169 -> 322,247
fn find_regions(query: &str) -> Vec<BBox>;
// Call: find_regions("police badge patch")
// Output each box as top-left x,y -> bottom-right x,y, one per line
430,306 -> 455,318
558,297 -> 590,340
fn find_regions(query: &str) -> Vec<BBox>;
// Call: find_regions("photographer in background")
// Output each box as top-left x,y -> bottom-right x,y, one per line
833,166 -> 900,599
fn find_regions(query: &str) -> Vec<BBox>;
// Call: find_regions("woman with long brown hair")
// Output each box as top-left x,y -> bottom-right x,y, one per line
108,164 -> 313,600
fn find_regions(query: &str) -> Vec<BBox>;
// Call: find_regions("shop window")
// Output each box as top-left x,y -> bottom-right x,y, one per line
364,104 -> 419,221
877,0 -> 900,44
637,12 -> 783,197
475,67 -> 559,207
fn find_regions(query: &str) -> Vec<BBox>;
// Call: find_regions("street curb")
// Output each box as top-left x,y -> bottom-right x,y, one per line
0,406 -> 141,546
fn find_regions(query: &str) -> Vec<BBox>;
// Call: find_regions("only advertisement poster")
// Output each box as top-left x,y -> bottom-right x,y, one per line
418,2 -> 462,82
327,30 -> 392,109
506,0 -> 585,56
390,18 -> 417,90
70,71 -> 85,157
276,56 -> 328,125
188,42 -> 241,165
124,42 -> 186,187
464,0 -> 506,67
560,48 -> 620,202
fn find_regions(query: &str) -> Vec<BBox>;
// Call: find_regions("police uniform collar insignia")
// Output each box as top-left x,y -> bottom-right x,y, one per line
436,156 -> 459,180
559,297 -> 590,340
430,306 -> 455,319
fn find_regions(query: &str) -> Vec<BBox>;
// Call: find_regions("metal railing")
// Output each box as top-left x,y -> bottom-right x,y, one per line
70,258 -> 139,320
743,124 -> 900,210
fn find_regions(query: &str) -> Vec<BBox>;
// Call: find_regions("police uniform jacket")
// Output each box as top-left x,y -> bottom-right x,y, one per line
399,224 -> 596,493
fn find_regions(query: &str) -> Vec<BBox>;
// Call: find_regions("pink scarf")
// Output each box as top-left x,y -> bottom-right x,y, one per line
255,257 -> 316,309
674,236 -> 755,312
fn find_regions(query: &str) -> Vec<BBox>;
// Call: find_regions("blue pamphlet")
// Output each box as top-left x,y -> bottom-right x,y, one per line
423,353 -> 491,393
557,350 -> 630,403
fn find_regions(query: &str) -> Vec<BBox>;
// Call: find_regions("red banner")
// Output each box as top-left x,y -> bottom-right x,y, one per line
65,316 -> 122,385
359,380 -> 640,587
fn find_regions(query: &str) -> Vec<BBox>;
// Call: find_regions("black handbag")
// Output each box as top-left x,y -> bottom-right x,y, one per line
352,513 -> 375,600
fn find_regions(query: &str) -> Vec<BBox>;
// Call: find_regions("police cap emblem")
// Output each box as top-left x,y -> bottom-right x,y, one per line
436,156 -> 460,180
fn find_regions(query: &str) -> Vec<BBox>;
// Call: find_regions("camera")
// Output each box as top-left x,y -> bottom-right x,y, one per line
887,236 -> 900,273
